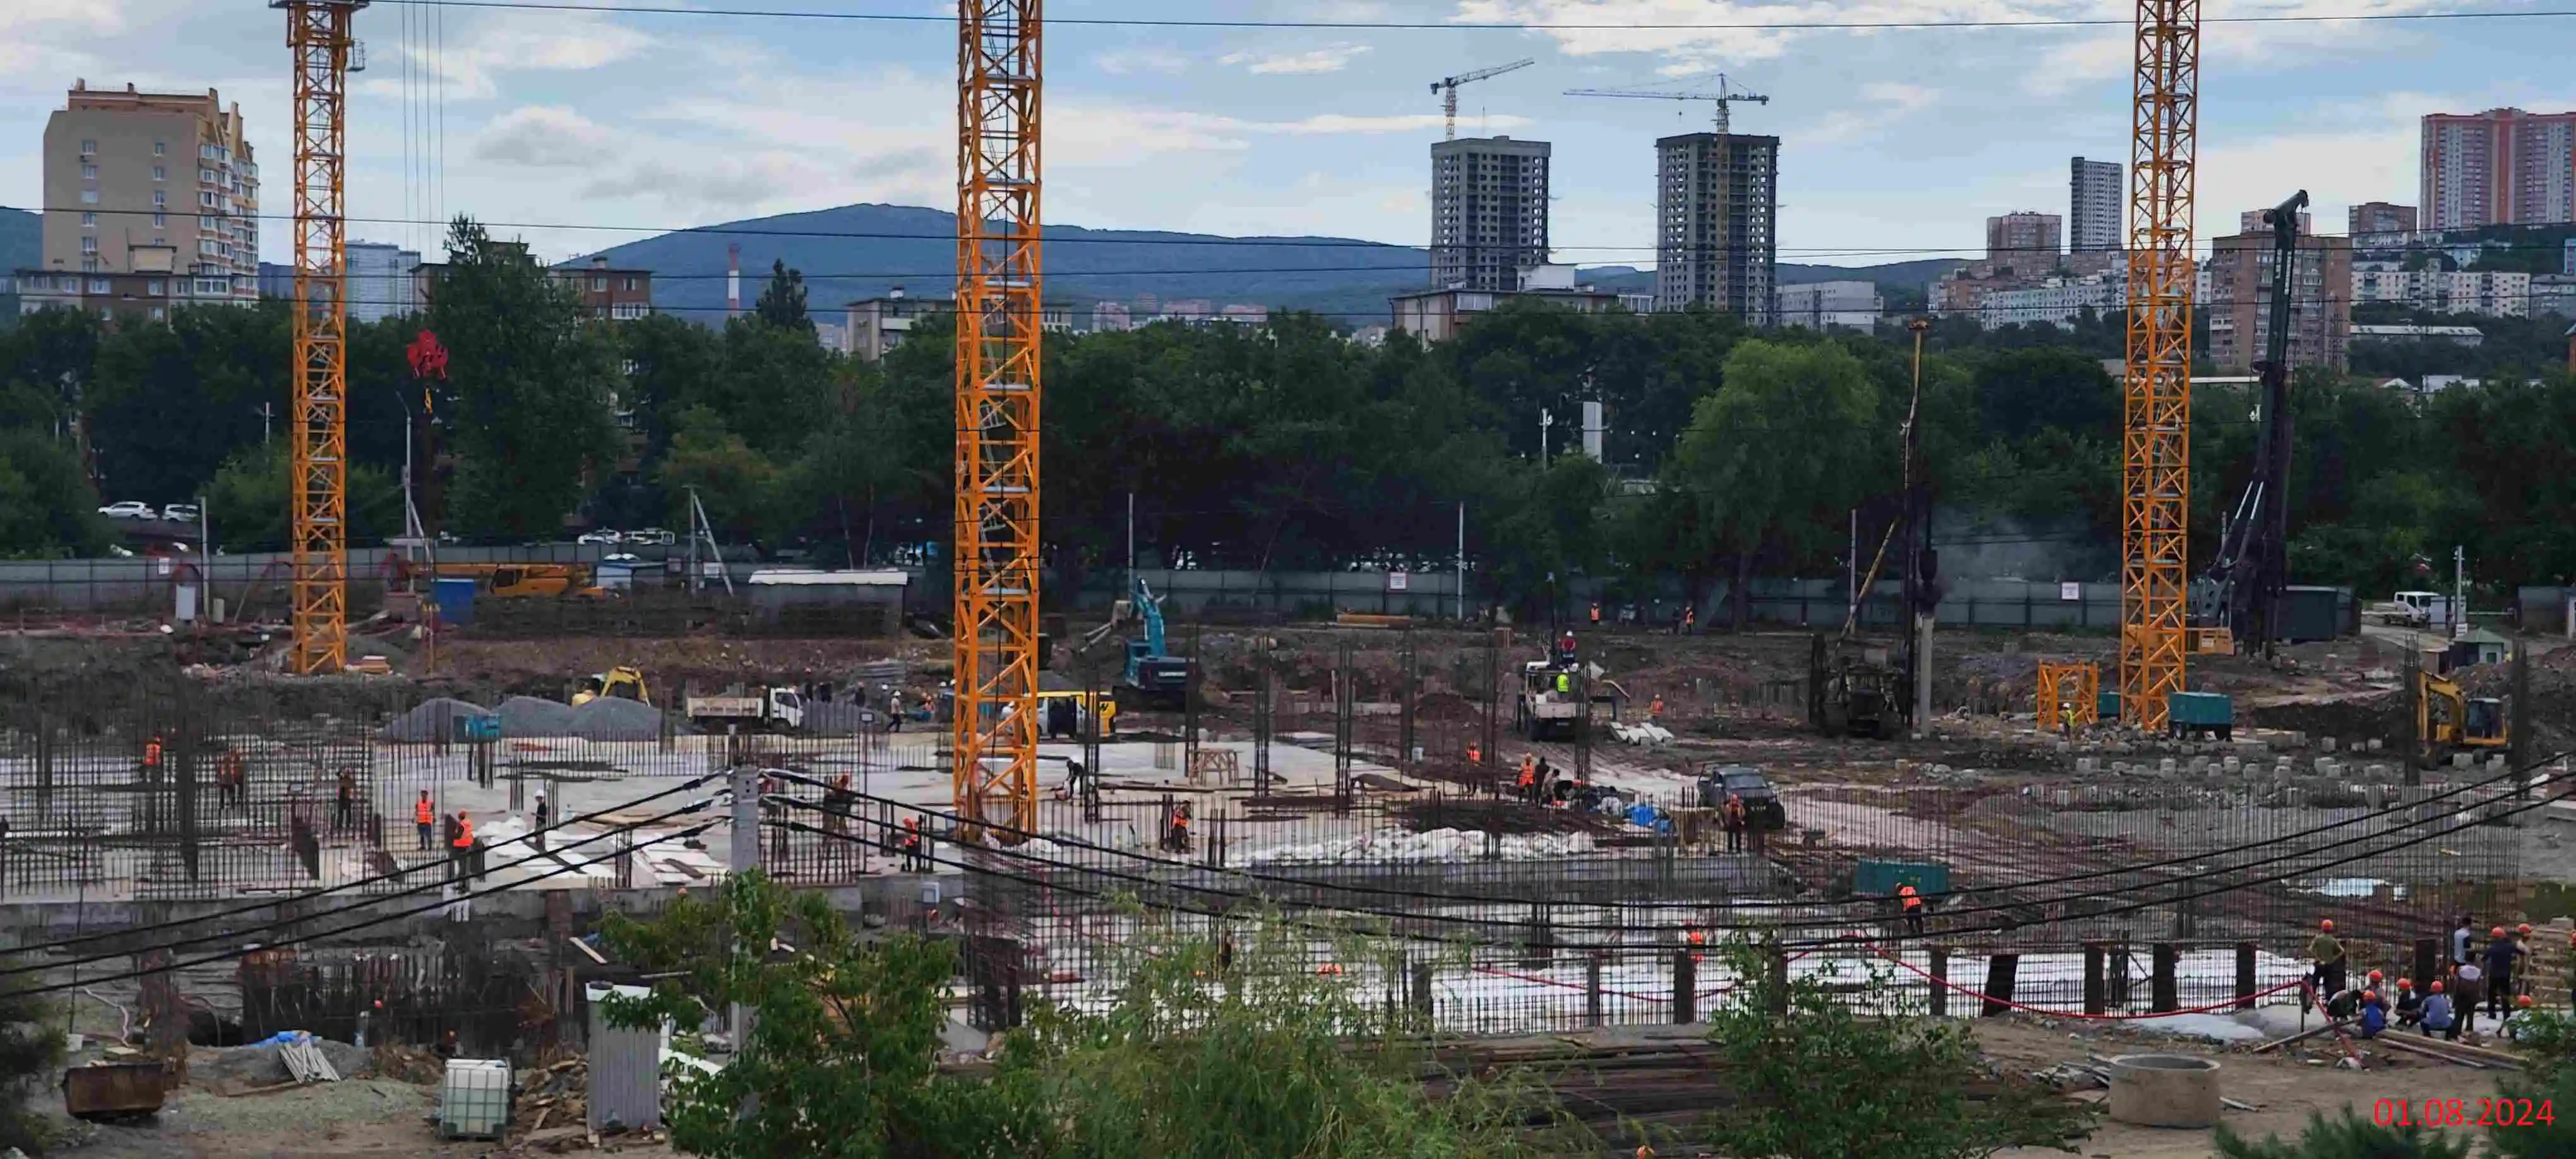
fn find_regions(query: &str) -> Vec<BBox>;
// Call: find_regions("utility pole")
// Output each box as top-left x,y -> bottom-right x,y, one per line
1455,502 -> 1466,621
1905,319 -> 1934,738
2454,544 -> 2467,639
1539,409 -> 1552,467
726,758 -> 760,1067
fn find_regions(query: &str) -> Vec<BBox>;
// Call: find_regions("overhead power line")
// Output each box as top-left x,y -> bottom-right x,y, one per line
372,0 -> 2576,33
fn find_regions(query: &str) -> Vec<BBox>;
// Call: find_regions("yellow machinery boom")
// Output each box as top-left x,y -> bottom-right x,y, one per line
278,0 -> 365,674
953,0 -> 1044,834
2119,0 -> 2198,732
2036,662 -> 2100,730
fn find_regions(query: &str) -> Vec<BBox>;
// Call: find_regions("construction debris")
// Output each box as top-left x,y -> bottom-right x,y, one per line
517,1052 -> 592,1129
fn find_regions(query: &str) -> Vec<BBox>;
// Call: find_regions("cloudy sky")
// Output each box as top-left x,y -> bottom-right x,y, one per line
2,0 -> 2568,268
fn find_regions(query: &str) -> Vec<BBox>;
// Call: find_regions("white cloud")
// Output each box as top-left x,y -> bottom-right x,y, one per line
474,105 -> 625,167
357,10 -> 654,102
1219,44 -> 1373,75
1860,81 -> 1937,112
1094,46 -> 1191,75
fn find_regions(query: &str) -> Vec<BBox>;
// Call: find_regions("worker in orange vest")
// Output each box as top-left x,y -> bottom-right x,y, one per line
899,816 -> 925,871
414,791 -> 435,850
1589,602 -> 1601,626
1465,742 -> 1481,766
1685,928 -> 1706,963
1166,802 -> 1193,855
1649,696 -> 1666,720
1722,793 -> 1746,853
143,735 -> 164,771
1517,755 -> 1537,803
451,811 -> 477,879
1898,883 -> 1925,936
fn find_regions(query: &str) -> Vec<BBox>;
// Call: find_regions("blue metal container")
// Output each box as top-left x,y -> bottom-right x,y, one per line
432,577 -> 477,628
1854,858 -> 1950,897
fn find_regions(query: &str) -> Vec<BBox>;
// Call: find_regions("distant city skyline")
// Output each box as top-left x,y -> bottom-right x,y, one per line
0,2 -> 2555,272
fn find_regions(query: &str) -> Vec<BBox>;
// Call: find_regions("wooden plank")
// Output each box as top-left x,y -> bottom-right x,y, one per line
2253,1018 -> 2356,1053
2370,1033 -> 2493,1069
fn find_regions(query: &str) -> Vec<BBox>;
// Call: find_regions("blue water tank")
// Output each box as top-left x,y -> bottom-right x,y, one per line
432,577 -> 477,628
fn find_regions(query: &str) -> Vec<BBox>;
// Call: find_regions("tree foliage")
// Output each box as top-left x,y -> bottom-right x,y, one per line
2213,1110 -> 2472,1159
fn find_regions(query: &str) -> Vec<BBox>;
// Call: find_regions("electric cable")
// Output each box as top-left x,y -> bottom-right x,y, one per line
0,773 -> 720,959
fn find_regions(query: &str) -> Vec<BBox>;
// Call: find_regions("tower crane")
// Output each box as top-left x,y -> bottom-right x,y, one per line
953,0 -> 1044,836
275,0 -> 367,674
2119,0 -> 2200,730
1431,59 -> 1534,140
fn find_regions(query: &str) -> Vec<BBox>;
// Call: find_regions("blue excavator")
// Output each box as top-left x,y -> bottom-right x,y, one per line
1080,574 -> 1195,709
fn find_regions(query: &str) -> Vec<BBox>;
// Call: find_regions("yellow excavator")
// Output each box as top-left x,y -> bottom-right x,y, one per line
573,666 -> 651,707
2417,669 -> 2506,767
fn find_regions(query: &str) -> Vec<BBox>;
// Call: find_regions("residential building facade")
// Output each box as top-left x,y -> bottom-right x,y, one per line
1654,133 -> 1779,321
2069,158 -> 2123,253
845,288 -> 948,362
2347,201 -> 2418,239
15,262 -> 183,323
31,81 -> 259,310
347,241 -> 422,323
1091,301 -> 1133,333
555,256 -> 653,321
1985,211 -> 2062,274
1978,272 -> 2125,331
2351,265 -> 2532,317
1429,136 -> 1551,292
2421,108 -> 2576,229
1391,265 -> 1626,343
1774,280 -> 1881,330
2205,229 -> 2352,371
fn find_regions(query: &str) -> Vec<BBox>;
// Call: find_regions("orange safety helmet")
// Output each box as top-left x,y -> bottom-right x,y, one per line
2518,923 -> 2534,935
2397,977 -> 2413,989
2362,990 -> 2378,1003
2431,980 -> 2446,994
2319,918 -> 2335,932
2368,970 -> 2384,983
2519,994 -> 2537,1009
2494,926 -> 2508,938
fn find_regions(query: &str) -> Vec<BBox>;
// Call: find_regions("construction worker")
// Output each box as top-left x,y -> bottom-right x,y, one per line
1683,606 -> 1696,634
1722,793 -> 1745,854
531,791 -> 551,852
414,791 -> 435,850
1897,883 -> 1925,936
451,811 -> 476,880
2421,979 -> 2458,1039
2394,977 -> 2423,1028
2453,958 -> 2485,1036
1166,802 -> 1193,855
1516,757 -> 1537,804
1555,670 -> 1572,694
2310,918 -> 2347,1004
217,747 -> 246,807
899,816 -> 925,871
1685,929 -> 1706,963
1465,742 -> 1481,766
2484,925 -> 2525,1018
2452,914 -> 2476,967
1649,696 -> 1665,721
1589,602 -> 1601,626
334,767 -> 356,830
143,734 -> 163,773
2358,990 -> 2388,1038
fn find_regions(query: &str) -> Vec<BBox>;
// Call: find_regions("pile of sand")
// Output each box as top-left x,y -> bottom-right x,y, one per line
378,698 -> 496,743
570,696 -> 677,741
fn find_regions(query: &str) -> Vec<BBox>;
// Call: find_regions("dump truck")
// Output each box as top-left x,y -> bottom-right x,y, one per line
1513,633 -> 1616,740
686,687 -> 806,732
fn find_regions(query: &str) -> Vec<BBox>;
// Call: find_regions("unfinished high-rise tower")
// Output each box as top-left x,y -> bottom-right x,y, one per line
1653,132 -> 1777,321
1430,136 -> 1550,292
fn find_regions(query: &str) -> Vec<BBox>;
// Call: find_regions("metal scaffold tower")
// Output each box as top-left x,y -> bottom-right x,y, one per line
278,0 -> 367,674
2120,0 -> 2199,731
953,0 -> 1043,833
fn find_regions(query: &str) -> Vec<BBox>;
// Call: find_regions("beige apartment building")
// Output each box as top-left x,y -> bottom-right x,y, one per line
21,81 -> 260,318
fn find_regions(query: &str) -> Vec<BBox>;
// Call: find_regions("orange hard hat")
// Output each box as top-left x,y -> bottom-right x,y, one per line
2320,918 -> 2335,931
2518,923 -> 2534,935
2431,980 -> 2446,993
2368,970 -> 2384,982
2494,926 -> 2508,937
2398,978 -> 2413,989
2362,990 -> 2378,1002
2520,994 -> 2537,1009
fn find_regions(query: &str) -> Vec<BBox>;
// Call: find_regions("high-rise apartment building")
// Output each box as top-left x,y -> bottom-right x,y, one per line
347,241 -> 422,324
2347,201 -> 2418,237
2070,158 -> 2123,252
32,81 -> 258,309
1984,211 -> 2062,274
2421,109 -> 2576,229
1654,133 -> 1779,321
1429,136 -> 1550,292
2205,227 -> 2352,372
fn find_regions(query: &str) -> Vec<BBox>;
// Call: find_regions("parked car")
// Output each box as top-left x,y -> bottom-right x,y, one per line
628,528 -> 676,546
576,530 -> 622,545
162,503 -> 200,523
1695,763 -> 1789,832
98,501 -> 155,520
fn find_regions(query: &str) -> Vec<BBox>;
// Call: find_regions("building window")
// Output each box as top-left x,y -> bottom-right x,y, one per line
153,141 -> 166,156
152,190 -> 166,209
152,165 -> 166,182
79,139 -> 97,155
590,276 -> 607,292
623,277 -> 639,292
80,189 -> 99,205
152,213 -> 165,229
81,212 -> 95,228
81,258 -> 98,273
89,278 -> 109,294
199,169 -> 215,184
81,163 -> 97,180
150,307 -> 165,321
80,237 -> 97,254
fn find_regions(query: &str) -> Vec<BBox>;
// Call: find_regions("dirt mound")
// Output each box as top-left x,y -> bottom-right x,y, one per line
378,697 -> 494,742
194,1037 -> 372,1090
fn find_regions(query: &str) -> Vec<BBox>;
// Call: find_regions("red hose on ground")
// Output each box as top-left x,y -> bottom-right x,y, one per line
1864,940 -> 2307,1019
1470,964 -> 1672,1005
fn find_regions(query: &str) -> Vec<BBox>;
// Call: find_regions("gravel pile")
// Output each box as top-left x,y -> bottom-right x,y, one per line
194,1037 -> 373,1089
496,695 -> 578,737
378,698 -> 495,743
570,696 -> 677,742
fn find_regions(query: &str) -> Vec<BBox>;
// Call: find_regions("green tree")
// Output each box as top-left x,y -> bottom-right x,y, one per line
1670,339 -> 1888,626
0,429 -> 110,557
599,873 -> 1044,1159
203,442 -> 403,553
0,978 -> 65,1151
754,259 -> 814,333
425,217 -> 621,539
1696,937 -> 2090,1158
656,408 -> 783,543
86,300 -> 289,504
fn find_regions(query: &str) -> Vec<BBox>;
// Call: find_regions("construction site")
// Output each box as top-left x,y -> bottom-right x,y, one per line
3,0 -> 2573,1155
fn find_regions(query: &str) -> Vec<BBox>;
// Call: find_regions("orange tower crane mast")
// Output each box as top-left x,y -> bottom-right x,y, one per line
953,0 -> 1044,832
2119,0 -> 2199,731
277,0 -> 366,674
